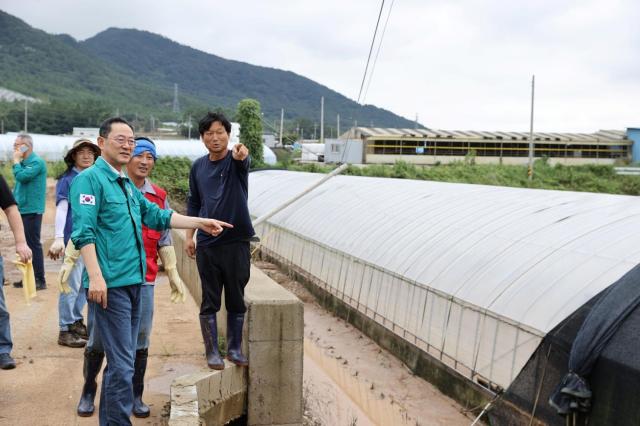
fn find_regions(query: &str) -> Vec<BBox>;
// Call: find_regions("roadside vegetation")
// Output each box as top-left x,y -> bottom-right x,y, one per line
287,158 -> 640,195
3,157 -> 639,214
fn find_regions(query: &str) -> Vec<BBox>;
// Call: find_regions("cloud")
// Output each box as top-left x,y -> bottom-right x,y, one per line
2,0 -> 639,131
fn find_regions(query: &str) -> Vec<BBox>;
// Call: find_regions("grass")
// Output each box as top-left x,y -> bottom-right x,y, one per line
286,159 -> 640,196
3,158 -> 639,211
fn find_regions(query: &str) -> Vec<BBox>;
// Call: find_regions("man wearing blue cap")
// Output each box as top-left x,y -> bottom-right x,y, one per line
75,136 -> 187,419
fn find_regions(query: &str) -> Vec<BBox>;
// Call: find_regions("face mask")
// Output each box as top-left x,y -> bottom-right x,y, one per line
19,145 -> 28,153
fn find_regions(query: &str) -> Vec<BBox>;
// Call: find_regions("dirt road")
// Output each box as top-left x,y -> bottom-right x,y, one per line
0,180 -> 206,426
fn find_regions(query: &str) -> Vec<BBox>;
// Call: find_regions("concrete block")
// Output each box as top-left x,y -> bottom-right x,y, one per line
170,379 -> 201,426
245,266 -> 301,304
172,232 -> 304,426
171,366 -> 247,426
245,267 -> 303,343
247,300 -> 303,343
247,340 -> 303,425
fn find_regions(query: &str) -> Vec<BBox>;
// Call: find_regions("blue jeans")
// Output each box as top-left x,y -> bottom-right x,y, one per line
21,214 -> 45,283
58,256 -> 87,331
137,284 -> 154,350
89,284 -> 141,426
87,283 -> 154,352
0,256 -> 13,354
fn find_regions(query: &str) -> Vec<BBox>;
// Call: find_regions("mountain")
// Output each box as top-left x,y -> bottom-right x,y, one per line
0,10 -> 203,111
0,9 -> 417,132
81,28 -> 415,128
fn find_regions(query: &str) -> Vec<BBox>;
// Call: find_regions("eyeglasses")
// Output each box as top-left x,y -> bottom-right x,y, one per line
109,136 -> 136,147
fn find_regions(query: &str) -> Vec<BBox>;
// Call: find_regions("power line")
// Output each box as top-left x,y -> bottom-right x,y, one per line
356,0 -> 386,104
341,0 -> 389,165
362,0 -> 395,104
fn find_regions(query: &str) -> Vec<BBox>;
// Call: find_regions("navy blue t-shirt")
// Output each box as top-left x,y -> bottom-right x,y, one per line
187,151 -> 255,247
56,168 -> 79,245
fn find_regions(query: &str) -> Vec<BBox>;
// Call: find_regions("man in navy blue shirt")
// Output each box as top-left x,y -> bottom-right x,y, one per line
186,112 -> 254,369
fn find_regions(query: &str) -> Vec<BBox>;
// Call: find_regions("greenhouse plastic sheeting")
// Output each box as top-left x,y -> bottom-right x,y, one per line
248,170 -> 640,390
0,133 -> 276,164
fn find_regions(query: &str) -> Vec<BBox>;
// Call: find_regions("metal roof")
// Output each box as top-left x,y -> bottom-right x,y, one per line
346,127 -> 630,144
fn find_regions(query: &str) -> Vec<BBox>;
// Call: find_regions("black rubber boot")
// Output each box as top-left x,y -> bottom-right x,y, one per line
77,349 -> 104,417
132,348 -> 150,418
199,314 -> 224,370
226,312 -> 248,366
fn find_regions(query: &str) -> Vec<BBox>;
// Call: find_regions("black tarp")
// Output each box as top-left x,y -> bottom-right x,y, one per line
490,263 -> 640,425
549,263 -> 640,416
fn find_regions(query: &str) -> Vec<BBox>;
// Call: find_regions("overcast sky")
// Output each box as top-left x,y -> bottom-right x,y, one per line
2,0 -> 639,132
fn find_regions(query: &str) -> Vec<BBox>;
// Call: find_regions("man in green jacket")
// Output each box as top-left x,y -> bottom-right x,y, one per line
70,117 -> 231,426
12,133 -> 47,290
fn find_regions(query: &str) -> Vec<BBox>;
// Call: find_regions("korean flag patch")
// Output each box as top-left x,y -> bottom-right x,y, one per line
80,194 -> 96,205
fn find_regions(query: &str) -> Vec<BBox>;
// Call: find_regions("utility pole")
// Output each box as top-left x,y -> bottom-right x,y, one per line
313,123 -> 317,140
279,108 -> 284,147
172,83 -> 180,113
320,96 -> 324,144
528,75 -> 535,181
414,113 -> 418,129
187,115 -> 192,139
24,100 -> 28,133
337,114 -> 340,138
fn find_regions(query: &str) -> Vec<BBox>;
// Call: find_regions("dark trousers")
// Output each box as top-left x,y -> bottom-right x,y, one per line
196,242 -> 250,315
90,284 -> 141,426
21,213 -> 45,283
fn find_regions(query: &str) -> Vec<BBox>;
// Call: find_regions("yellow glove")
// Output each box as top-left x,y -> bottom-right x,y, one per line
13,255 -> 36,304
57,240 -> 80,294
158,245 -> 186,303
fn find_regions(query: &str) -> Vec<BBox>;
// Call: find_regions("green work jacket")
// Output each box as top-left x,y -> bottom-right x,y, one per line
70,157 -> 173,289
12,152 -> 47,214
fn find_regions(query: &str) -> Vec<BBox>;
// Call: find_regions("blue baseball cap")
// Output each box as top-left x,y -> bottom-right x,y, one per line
133,137 -> 157,160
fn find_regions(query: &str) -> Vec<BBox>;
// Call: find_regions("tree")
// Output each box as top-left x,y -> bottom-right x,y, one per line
235,99 -> 263,166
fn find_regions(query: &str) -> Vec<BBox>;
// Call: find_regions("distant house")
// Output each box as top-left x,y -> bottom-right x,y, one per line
262,133 -> 277,148
0,87 -> 41,103
72,127 -> 99,138
341,127 -> 631,165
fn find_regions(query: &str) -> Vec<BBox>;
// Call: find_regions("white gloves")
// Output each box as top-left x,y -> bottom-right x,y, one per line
47,237 -> 66,261
57,240 -> 80,294
158,245 -> 186,303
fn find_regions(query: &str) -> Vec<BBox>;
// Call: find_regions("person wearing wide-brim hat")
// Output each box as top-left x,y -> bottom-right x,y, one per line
63,139 -> 101,168
48,138 -> 100,348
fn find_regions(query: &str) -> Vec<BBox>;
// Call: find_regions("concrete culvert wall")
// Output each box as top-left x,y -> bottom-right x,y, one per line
169,230 -> 304,426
